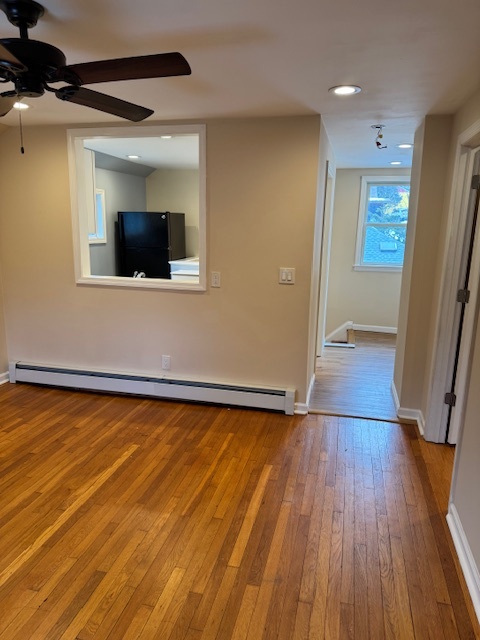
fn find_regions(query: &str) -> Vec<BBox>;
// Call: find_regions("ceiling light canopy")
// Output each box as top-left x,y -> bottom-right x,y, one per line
329,85 -> 362,96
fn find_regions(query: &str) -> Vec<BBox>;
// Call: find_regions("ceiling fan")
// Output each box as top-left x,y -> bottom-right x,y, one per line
0,0 -> 191,121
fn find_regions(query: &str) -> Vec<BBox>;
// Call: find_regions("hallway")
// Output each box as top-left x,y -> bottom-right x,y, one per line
310,331 -> 398,421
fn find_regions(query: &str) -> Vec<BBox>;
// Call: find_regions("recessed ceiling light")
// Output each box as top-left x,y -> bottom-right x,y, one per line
390,161 -> 402,165
127,155 -> 140,159
161,135 -> 172,139
13,102 -> 29,110
328,85 -> 362,96
397,143 -> 413,149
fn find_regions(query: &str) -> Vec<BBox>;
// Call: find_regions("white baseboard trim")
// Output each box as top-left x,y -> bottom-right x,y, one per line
325,320 -> 353,344
294,403 -> 309,415
306,373 -> 315,405
353,323 -> 397,334
391,379 -> 400,410
0,371 -> 9,385
324,342 -> 355,349
397,407 -> 425,435
390,380 -> 424,434
299,374 -> 316,414
447,504 -> 480,625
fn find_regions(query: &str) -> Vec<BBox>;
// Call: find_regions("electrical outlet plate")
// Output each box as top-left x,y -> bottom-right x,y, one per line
161,355 -> 171,370
279,267 -> 295,284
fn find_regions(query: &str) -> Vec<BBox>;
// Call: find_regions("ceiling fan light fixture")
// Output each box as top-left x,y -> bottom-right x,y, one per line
397,143 -> 413,149
0,0 -> 191,121
13,101 -> 28,109
329,85 -> 362,96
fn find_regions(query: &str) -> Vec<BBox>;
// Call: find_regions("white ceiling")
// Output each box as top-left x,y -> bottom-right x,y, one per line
85,135 -> 199,170
1,0 -> 480,168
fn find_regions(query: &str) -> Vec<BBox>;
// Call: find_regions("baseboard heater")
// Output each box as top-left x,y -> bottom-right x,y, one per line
9,362 -> 295,415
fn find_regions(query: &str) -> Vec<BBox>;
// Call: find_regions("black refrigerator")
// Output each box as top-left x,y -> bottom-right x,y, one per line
116,211 -> 186,279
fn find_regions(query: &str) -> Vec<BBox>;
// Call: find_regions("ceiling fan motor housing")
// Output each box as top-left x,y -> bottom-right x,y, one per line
0,37 -> 66,95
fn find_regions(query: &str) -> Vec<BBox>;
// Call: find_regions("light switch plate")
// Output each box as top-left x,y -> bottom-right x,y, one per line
279,267 -> 295,284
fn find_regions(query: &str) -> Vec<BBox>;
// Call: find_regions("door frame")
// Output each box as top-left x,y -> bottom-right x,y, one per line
316,161 -> 336,357
425,119 -> 480,443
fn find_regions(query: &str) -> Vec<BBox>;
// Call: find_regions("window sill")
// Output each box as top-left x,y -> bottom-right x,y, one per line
76,275 -> 206,292
353,264 -> 403,273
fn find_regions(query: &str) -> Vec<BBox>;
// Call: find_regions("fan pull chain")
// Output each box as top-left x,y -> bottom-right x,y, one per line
18,109 -> 24,154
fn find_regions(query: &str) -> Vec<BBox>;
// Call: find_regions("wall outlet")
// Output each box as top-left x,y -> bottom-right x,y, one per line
161,355 -> 171,370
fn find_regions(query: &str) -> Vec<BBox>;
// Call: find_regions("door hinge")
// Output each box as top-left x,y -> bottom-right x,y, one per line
457,288 -> 471,304
444,392 -> 457,407
472,174 -> 480,190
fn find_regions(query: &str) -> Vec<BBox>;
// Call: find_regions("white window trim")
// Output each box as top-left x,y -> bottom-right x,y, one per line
354,175 -> 410,272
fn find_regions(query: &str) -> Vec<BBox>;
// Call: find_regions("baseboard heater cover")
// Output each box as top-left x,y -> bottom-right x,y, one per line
10,362 -> 295,415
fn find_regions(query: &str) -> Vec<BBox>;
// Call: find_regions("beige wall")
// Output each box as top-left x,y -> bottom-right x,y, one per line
0,267 -> 7,374
0,116 -> 320,403
445,87 -> 480,611
451,309 -> 480,571
325,168 -> 409,335
146,168 -> 199,258
393,115 -> 453,409
0,125 -> 9,374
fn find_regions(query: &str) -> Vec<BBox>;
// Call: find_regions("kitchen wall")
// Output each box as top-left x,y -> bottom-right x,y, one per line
325,168 -> 410,336
146,168 -> 199,258
90,168 -> 147,276
0,116 -> 320,403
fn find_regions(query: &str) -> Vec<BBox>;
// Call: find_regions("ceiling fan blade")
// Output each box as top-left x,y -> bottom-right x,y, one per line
56,52 -> 191,86
0,93 -> 16,116
55,86 -> 153,122
0,41 -> 26,72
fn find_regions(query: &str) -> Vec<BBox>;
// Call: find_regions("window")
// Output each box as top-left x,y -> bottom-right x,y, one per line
89,189 -> 106,244
67,124 -> 206,291
354,176 -> 410,271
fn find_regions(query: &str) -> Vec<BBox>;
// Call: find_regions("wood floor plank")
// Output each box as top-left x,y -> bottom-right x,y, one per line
230,584 -> 258,640
0,384 -> 477,639
228,464 -> 273,568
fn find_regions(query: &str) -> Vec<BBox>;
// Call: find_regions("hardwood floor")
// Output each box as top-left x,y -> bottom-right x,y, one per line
0,382 -> 478,639
311,331 -> 398,421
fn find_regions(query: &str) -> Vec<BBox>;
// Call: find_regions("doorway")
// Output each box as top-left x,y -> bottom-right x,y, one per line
311,169 -> 410,420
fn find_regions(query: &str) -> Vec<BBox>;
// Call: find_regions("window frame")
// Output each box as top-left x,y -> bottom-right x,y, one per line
354,175 -> 410,272
89,188 -> 107,245
67,123 -> 206,291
